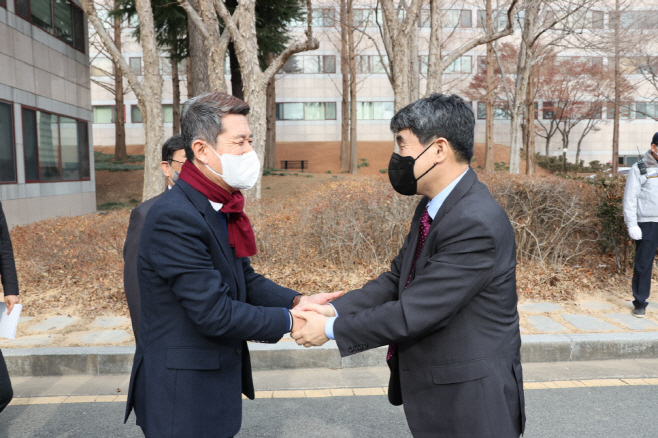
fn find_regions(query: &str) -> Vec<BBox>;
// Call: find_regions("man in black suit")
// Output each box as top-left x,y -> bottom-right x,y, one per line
293,94 -> 525,438
123,135 -> 187,339
124,92 -> 342,438
0,201 -> 19,413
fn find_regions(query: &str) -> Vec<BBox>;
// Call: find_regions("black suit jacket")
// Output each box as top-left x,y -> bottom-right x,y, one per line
332,168 -> 525,438
123,192 -> 165,339
0,202 -> 18,297
124,180 -> 300,438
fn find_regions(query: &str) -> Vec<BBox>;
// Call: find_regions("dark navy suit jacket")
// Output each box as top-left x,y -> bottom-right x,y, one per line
332,169 -> 525,438
124,180 -> 299,438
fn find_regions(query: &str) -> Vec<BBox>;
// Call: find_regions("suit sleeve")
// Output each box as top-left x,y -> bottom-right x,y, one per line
333,214 -> 497,357
241,258 -> 300,308
123,206 -> 146,333
0,203 -> 19,296
145,206 -> 289,342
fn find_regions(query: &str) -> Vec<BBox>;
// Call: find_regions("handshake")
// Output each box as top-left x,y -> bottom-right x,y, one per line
290,292 -> 343,348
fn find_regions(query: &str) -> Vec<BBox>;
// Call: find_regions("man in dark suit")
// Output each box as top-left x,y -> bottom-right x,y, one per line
293,94 -> 525,438
0,201 -> 19,413
124,92 -> 342,438
123,134 -> 187,339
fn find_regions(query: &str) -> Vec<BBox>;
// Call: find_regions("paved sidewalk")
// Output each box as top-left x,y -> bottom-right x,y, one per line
3,298 -> 658,376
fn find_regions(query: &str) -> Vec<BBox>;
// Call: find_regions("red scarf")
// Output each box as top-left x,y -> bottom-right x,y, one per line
179,160 -> 257,257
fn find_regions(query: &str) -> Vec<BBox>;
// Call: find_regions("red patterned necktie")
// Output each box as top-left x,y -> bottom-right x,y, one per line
387,208 -> 432,362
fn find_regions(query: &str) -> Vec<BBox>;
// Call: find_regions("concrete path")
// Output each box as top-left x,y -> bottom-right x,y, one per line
3,298 -> 658,376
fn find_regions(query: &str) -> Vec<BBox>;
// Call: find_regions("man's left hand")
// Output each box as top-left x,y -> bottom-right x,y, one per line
290,310 -> 329,347
4,295 -> 18,315
296,291 -> 344,308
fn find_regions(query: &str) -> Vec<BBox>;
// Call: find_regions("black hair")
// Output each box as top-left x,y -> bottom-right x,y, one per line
161,134 -> 186,162
390,93 -> 474,163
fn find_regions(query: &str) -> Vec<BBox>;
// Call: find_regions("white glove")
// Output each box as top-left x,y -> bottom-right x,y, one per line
629,226 -> 643,240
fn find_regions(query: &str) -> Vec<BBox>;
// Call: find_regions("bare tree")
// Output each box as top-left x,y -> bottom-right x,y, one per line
81,0 -> 164,200
485,0 -> 495,171
177,0 -> 233,93
340,0 -> 350,171
214,0 -> 319,198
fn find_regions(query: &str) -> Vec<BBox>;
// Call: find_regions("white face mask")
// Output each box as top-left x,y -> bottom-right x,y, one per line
204,143 -> 261,190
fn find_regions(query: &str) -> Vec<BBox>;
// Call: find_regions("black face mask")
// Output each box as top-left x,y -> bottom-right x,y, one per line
388,144 -> 437,196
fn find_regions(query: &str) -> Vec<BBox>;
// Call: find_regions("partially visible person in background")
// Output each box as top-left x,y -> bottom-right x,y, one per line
623,132 -> 658,318
123,135 -> 187,339
0,201 -> 18,413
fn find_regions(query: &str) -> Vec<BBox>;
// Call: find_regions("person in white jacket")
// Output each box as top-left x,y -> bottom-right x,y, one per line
623,132 -> 658,317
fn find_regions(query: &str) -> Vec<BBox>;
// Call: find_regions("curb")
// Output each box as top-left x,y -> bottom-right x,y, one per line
4,333 -> 658,377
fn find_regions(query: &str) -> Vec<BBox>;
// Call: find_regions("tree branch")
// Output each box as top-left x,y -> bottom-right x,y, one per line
177,0 -> 211,39
80,0 -> 143,99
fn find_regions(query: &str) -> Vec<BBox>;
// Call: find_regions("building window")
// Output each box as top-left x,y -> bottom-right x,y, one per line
607,102 -> 631,119
421,55 -> 471,74
131,105 -> 142,123
477,10 -> 509,29
0,0 -> 6,9
0,102 -> 16,183
477,102 -> 510,119
617,11 -> 658,29
356,102 -> 395,120
280,55 -> 337,74
445,9 -> 472,28
129,57 -> 142,75
276,102 -> 337,121
91,57 -> 114,76
312,8 -> 335,27
354,9 -> 378,27
93,106 -> 117,124
15,0 -> 86,53
355,55 -> 389,74
22,107 -> 89,182
131,104 -> 181,124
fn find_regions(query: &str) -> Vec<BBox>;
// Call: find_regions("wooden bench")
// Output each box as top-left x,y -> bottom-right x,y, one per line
280,160 -> 309,171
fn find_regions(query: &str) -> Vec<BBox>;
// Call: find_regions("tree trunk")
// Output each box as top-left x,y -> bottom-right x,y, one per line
348,2 -> 358,175
187,0 -> 210,96
172,56 -> 181,135
135,0 -> 164,200
81,0 -> 163,200
484,0 -> 494,172
525,71 -> 535,175
612,0 -> 620,174
229,43 -> 244,100
408,23 -> 419,102
265,65 -> 277,169
340,0 -> 350,171
186,57 -> 193,96
113,11 -> 127,162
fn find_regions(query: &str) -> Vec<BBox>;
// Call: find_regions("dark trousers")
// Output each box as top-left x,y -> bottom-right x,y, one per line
0,349 -> 13,413
632,222 -> 658,308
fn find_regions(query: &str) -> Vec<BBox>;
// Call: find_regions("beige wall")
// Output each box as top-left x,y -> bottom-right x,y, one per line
89,0 -> 658,165
0,0 -> 96,226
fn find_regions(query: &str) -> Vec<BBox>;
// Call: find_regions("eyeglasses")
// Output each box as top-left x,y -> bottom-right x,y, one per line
169,159 -> 186,165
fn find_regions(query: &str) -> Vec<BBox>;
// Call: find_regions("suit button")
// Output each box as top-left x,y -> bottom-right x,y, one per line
236,348 -> 241,355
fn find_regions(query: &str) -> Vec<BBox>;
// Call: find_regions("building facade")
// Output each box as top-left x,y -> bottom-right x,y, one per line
89,1 -> 658,167
0,0 -> 95,227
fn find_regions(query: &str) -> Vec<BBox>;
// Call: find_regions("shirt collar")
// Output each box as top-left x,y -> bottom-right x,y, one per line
426,168 -> 469,220
209,200 -> 224,211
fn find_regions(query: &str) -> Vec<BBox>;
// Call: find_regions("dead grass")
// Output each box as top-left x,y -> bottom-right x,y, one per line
7,170 -> 634,320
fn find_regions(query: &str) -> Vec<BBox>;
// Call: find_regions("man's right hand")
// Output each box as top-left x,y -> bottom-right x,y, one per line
629,226 -> 643,240
295,303 -> 336,318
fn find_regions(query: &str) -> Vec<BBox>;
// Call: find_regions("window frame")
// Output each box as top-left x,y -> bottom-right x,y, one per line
15,0 -> 86,54
21,104 -> 91,183
275,102 -> 338,121
0,99 -> 18,185
0,0 -> 6,9
93,105 -> 122,124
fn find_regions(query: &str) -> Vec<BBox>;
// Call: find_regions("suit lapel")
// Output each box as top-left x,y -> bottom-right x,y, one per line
398,198 -> 429,294
177,180 -> 239,286
398,168 -> 477,292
